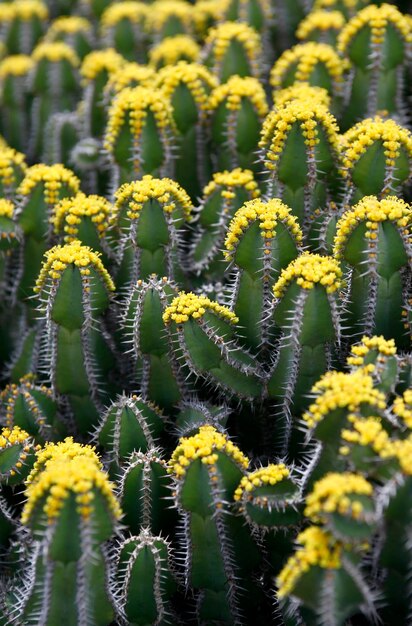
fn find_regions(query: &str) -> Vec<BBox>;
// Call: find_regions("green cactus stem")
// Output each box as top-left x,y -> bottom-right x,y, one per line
147,0 -> 194,42
189,168 -> 260,281
202,21 -> 262,83
163,292 -> 263,400
112,176 -> 192,289
267,253 -> 342,454
259,100 -> 342,229
0,56 -> 34,154
224,197 -> 303,354
114,529 -> 177,626
295,10 -> 346,46
0,0 -> 48,55
33,241 -> 117,434
338,4 -> 412,129
333,195 -> 411,349
118,448 -> 176,536
341,116 -> 412,205
0,148 -> 27,200
100,2 -> 148,63
121,276 -> 188,411
155,61 -> 217,201
0,425 -> 38,486
104,87 -> 177,185
44,16 -> 94,60
207,75 -> 268,174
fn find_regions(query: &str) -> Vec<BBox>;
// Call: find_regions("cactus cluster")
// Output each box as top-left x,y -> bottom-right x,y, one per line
0,0 -> 411,624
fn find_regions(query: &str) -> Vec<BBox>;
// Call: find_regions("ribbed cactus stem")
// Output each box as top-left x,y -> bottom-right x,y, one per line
100,2 -> 148,63
0,56 -> 33,153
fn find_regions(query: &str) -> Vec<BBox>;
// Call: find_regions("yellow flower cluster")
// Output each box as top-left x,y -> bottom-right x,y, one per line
347,335 -> 397,368
303,370 -> 386,429
0,426 -> 32,478
169,425 -> 249,478
105,63 -> 155,98
149,35 -> 200,68
234,464 -> 290,501
163,292 -> 238,325
205,22 -> 261,73
147,0 -> 193,33
101,1 -> 148,29
52,192 -> 114,241
0,199 -> 14,219
273,253 -> 341,299
32,42 -> 79,66
296,10 -> 346,40
277,526 -> 341,598
114,175 -> 192,221
273,82 -> 331,109
104,87 -> 175,154
34,240 -> 115,292
334,196 -> 411,259
1,377 -> 53,430
393,435 -> 412,475
259,101 -> 340,170
193,0 -> 220,35
156,61 -> 217,112
0,147 -> 26,188
342,117 -> 412,173
17,163 -> 80,205
0,54 -> 34,78
22,448 -> 121,523
393,390 -> 412,429
338,3 -> 411,52
314,0 -> 364,9
203,168 -> 260,200
305,472 -> 373,522
340,415 -> 394,457
270,42 -> 345,91
80,48 -> 124,82
224,198 -> 302,260
208,75 -> 268,118
26,437 -> 101,486
46,15 -> 91,37
4,0 -> 48,21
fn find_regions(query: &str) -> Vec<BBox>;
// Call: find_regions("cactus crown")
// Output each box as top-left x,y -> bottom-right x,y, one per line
104,87 -> 175,153
31,41 -> 79,65
34,240 -> 115,292
163,292 -> 238,325
393,436 -> 412,475
80,48 -> 124,82
203,168 -> 260,198
276,527 -> 341,598
273,82 -> 331,109
205,21 -> 261,64
0,148 -> 26,188
333,196 -> 411,259
234,464 -> 290,501
149,35 -> 200,67
156,61 -> 217,110
52,192 -> 114,241
46,15 -> 92,36
347,335 -> 397,368
0,425 -> 31,449
208,75 -> 268,117
260,101 -> 340,168
0,199 -> 14,219
303,370 -> 387,429
273,253 -> 342,298
338,3 -> 411,53
304,472 -> 373,521
393,390 -> 412,428
105,63 -> 155,96
0,54 -> 34,77
340,416 -> 393,457
17,163 -> 80,203
115,175 -> 192,221
224,197 -> 303,259
101,1 -> 148,28
8,0 -> 48,20
147,0 -> 193,32
270,42 -> 345,90
169,424 -> 249,478
342,117 -> 412,172
22,454 -> 121,523
296,10 -> 346,40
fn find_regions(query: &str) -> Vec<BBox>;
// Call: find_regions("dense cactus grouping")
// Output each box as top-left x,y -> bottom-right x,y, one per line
0,0 -> 412,625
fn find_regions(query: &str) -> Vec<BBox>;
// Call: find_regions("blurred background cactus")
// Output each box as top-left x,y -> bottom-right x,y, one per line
0,0 -> 411,624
